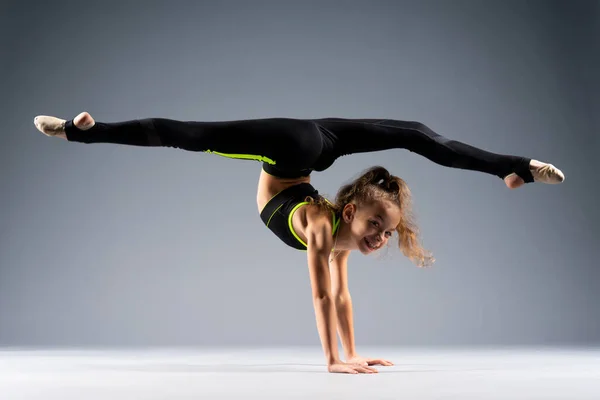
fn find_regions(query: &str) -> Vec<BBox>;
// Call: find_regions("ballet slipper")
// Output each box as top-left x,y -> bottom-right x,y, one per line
505,159 -> 565,187
34,115 -> 67,137
34,112 -> 95,139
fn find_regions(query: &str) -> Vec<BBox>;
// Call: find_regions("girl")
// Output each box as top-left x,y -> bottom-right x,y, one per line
34,112 -> 564,374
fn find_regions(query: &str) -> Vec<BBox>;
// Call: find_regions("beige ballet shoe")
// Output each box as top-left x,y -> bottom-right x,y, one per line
34,115 -> 66,137
34,112 -> 95,139
531,162 -> 565,184
504,159 -> 565,188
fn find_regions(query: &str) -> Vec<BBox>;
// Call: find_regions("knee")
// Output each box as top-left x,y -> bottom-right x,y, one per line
407,121 -> 434,135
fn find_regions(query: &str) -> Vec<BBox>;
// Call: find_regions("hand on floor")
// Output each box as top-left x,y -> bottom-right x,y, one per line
347,354 -> 394,367
327,361 -> 379,374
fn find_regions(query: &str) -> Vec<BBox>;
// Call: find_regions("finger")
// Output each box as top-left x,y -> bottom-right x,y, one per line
368,358 -> 393,366
359,366 -> 378,373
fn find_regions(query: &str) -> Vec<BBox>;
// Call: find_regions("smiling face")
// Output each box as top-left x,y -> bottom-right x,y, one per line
341,198 -> 402,255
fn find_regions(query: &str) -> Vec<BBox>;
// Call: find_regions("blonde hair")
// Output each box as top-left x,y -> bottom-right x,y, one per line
307,166 -> 435,268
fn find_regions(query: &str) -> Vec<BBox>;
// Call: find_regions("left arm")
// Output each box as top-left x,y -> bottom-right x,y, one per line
329,252 -> 394,367
329,250 -> 357,360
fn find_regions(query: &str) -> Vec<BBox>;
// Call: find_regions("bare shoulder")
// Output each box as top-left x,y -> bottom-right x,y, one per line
303,204 -> 335,252
304,203 -> 334,229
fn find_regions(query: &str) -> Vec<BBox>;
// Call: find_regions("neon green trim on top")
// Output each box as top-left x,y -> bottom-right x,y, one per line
324,198 -> 341,239
204,149 -> 276,165
288,202 -> 341,250
266,203 -> 283,227
332,210 -> 341,236
288,202 -> 310,248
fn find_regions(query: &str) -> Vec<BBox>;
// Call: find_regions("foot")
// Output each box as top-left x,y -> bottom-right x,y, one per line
34,112 -> 95,140
504,159 -> 565,189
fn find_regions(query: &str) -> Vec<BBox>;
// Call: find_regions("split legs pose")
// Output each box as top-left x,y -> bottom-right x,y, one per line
34,112 -> 565,189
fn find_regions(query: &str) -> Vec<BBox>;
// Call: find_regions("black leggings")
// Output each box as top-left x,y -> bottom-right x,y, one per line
64,117 -> 534,182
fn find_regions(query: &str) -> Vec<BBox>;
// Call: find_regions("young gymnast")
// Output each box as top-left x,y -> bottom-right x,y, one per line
34,112 -> 564,374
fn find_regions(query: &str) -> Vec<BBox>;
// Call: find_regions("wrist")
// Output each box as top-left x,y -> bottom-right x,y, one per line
327,355 -> 342,365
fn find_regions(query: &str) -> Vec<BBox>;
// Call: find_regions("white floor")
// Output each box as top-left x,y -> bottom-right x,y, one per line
1,347 -> 598,399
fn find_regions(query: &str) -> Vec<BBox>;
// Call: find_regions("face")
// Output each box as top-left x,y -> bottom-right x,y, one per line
341,198 -> 402,255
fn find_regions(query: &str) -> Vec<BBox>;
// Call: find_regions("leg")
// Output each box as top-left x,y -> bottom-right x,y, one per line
314,118 -> 564,186
35,113 -> 324,177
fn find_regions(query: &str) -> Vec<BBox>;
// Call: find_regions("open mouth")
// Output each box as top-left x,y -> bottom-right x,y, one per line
363,237 -> 378,251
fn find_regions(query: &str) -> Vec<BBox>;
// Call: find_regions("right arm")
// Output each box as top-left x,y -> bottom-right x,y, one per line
305,208 -> 376,374
306,223 -> 339,365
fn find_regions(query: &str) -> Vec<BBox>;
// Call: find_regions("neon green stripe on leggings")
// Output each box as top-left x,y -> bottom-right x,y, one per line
204,150 -> 276,165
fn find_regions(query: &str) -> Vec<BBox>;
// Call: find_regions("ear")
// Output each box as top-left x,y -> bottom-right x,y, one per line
342,203 -> 356,223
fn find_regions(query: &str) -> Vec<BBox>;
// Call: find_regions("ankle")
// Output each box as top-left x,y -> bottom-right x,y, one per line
504,173 -> 525,189
73,112 -> 95,130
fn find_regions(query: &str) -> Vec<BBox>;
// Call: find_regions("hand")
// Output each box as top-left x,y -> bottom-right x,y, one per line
347,355 -> 394,367
328,361 -> 378,374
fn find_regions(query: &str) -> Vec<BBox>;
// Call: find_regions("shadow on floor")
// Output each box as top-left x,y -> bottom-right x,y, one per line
85,363 -> 503,374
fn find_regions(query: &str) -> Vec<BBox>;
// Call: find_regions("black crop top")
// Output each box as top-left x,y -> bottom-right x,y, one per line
259,182 -> 341,250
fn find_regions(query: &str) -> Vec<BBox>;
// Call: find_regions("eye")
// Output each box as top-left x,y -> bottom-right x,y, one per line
385,231 -> 392,238
371,220 -> 379,227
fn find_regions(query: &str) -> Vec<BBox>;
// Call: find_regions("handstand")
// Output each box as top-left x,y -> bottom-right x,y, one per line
34,112 -> 564,374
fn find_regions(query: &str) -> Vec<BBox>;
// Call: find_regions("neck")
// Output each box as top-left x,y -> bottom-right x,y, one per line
332,220 -> 354,251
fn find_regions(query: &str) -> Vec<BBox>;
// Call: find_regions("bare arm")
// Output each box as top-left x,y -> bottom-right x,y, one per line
305,207 -> 377,374
305,211 -> 340,365
329,250 -> 357,360
330,249 -> 395,368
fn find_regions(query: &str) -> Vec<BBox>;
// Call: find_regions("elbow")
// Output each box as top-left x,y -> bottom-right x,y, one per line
333,292 -> 351,305
312,292 -> 333,304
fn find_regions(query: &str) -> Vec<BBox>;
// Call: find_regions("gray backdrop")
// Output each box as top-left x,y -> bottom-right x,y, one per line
1,0 -> 598,347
